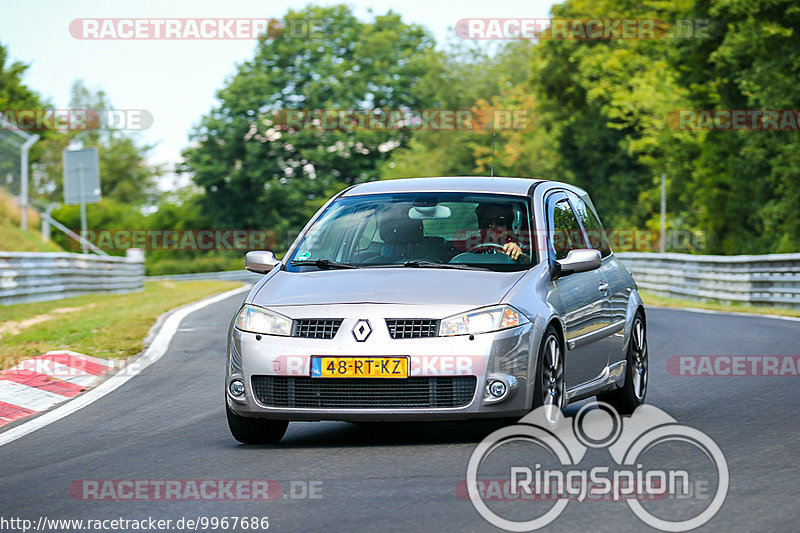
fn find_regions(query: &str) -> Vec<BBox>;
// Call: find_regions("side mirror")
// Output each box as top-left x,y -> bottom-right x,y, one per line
554,249 -> 601,278
245,251 -> 280,274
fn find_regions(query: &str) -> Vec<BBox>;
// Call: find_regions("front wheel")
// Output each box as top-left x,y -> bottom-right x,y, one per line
598,312 -> 648,414
226,406 -> 288,444
533,326 -> 566,422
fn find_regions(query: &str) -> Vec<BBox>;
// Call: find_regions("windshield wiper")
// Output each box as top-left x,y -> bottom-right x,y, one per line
402,260 -> 486,271
290,259 -> 358,269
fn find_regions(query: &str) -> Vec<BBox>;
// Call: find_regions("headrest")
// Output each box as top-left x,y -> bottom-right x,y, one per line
379,206 -> 423,244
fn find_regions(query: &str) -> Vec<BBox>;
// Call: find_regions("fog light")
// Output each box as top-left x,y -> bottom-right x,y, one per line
228,379 -> 245,397
488,380 -> 507,398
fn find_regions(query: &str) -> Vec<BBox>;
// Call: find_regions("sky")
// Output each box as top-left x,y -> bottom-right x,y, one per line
0,0 -> 557,189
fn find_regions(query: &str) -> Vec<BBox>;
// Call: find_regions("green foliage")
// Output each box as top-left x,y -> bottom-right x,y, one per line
0,42 -> 42,110
32,80 -> 160,206
674,0 -> 800,253
181,4 -> 437,232
384,0 -> 798,254
144,255 -> 243,276
17,1 -> 796,264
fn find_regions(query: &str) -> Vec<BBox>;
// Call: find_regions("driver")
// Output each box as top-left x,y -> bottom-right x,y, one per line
475,203 -> 528,261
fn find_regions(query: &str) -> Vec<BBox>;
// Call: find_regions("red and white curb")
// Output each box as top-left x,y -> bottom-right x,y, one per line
0,351 -> 118,427
0,285 -> 250,447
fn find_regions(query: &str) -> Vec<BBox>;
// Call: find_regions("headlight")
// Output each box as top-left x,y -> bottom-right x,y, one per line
234,304 -> 292,336
440,305 -> 528,337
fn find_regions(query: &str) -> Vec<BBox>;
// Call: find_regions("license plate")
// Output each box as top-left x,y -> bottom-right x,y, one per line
311,357 -> 408,378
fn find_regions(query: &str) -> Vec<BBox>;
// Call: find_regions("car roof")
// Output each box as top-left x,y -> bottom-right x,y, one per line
341,176 -> 585,197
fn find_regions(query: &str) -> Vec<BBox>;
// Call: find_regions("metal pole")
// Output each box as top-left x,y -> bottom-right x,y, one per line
660,172 -> 666,253
490,132 -> 496,178
80,202 -> 87,254
42,203 -> 54,242
20,134 -> 40,230
77,164 -> 88,254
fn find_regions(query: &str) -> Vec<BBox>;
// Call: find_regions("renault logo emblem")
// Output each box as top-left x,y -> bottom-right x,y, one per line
352,319 -> 372,342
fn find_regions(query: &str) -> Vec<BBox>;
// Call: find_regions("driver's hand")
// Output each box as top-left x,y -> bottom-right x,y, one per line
502,242 -> 523,260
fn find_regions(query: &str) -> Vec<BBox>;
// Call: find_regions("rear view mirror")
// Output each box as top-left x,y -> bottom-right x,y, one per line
245,251 -> 280,274
555,249 -> 601,277
408,205 -> 451,219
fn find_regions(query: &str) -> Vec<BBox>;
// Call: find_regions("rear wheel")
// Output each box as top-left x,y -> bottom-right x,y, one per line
533,325 -> 566,422
226,406 -> 288,444
598,312 -> 647,414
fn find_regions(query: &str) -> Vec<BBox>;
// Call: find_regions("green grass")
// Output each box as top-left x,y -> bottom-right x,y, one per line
639,290 -> 800,318
0,218 -> 63,252
145,254 -> 245,276
0,280 -> 244,370
0,189 -> 64,252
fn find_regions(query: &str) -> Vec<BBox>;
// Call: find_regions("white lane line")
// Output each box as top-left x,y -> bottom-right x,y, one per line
649,305 -> 800,322
0,381 -> 70,412
0,285 -> 250,447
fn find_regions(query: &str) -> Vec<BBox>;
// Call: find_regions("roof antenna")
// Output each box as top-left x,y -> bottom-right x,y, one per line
490,132 -> 496,178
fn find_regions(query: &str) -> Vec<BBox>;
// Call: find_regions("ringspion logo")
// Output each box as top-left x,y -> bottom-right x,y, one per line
464,403 -> 728,531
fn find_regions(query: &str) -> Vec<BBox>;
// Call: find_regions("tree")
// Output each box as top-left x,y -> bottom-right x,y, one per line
181,4 -> 437,234
33,80 -> 160,206
0,42 -> 42,110
675,0 -> 800,253
381,40 -> 557,181
0,42 -> 48,199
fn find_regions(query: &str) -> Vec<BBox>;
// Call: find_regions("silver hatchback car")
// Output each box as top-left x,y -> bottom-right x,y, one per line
225,177 -> 647,443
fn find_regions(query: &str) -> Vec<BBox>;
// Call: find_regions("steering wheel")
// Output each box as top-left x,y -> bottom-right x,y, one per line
467,243 -> 506,254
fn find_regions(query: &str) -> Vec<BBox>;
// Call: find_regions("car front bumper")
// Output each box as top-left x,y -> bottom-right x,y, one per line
225,305 -> 536,421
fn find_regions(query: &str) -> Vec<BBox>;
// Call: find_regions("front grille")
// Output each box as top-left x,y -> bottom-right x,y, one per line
251,376 -> 476,408
292,319 -> 343,339
386,319 -> 439,339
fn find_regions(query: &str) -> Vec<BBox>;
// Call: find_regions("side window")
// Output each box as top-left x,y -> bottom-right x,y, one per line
568,192 -> 612,257
550,196 -> 587,260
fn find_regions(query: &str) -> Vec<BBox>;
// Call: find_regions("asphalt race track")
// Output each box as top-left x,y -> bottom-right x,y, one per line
2,290 -> 799,532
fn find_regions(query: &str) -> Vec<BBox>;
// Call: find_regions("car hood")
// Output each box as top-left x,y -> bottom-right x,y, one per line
251,268 -> 526,307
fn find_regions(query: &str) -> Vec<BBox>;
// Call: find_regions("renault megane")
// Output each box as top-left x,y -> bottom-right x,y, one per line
225,177 -> 647,444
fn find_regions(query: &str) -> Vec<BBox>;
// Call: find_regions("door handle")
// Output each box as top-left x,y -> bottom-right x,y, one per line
598,282 -> 609,292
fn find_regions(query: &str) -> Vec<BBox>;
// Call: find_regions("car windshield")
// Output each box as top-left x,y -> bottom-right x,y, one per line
286,192 -> 535,272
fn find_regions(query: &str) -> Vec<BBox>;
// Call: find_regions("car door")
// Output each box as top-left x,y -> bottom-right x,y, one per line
567,191 -> 627,363
546,192 -> 611,388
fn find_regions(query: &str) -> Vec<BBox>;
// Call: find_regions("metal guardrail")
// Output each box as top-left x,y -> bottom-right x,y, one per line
616,252 -> 800,309
153,255 -> 800,309
6,251 -> 796,309
0,250 -> 144,306
147,270 -> 263,283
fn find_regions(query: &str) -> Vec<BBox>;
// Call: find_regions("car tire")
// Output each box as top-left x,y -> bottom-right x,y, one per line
532,325 -> 566,422
598,311 -> 648,415
226,406 -> 289,444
